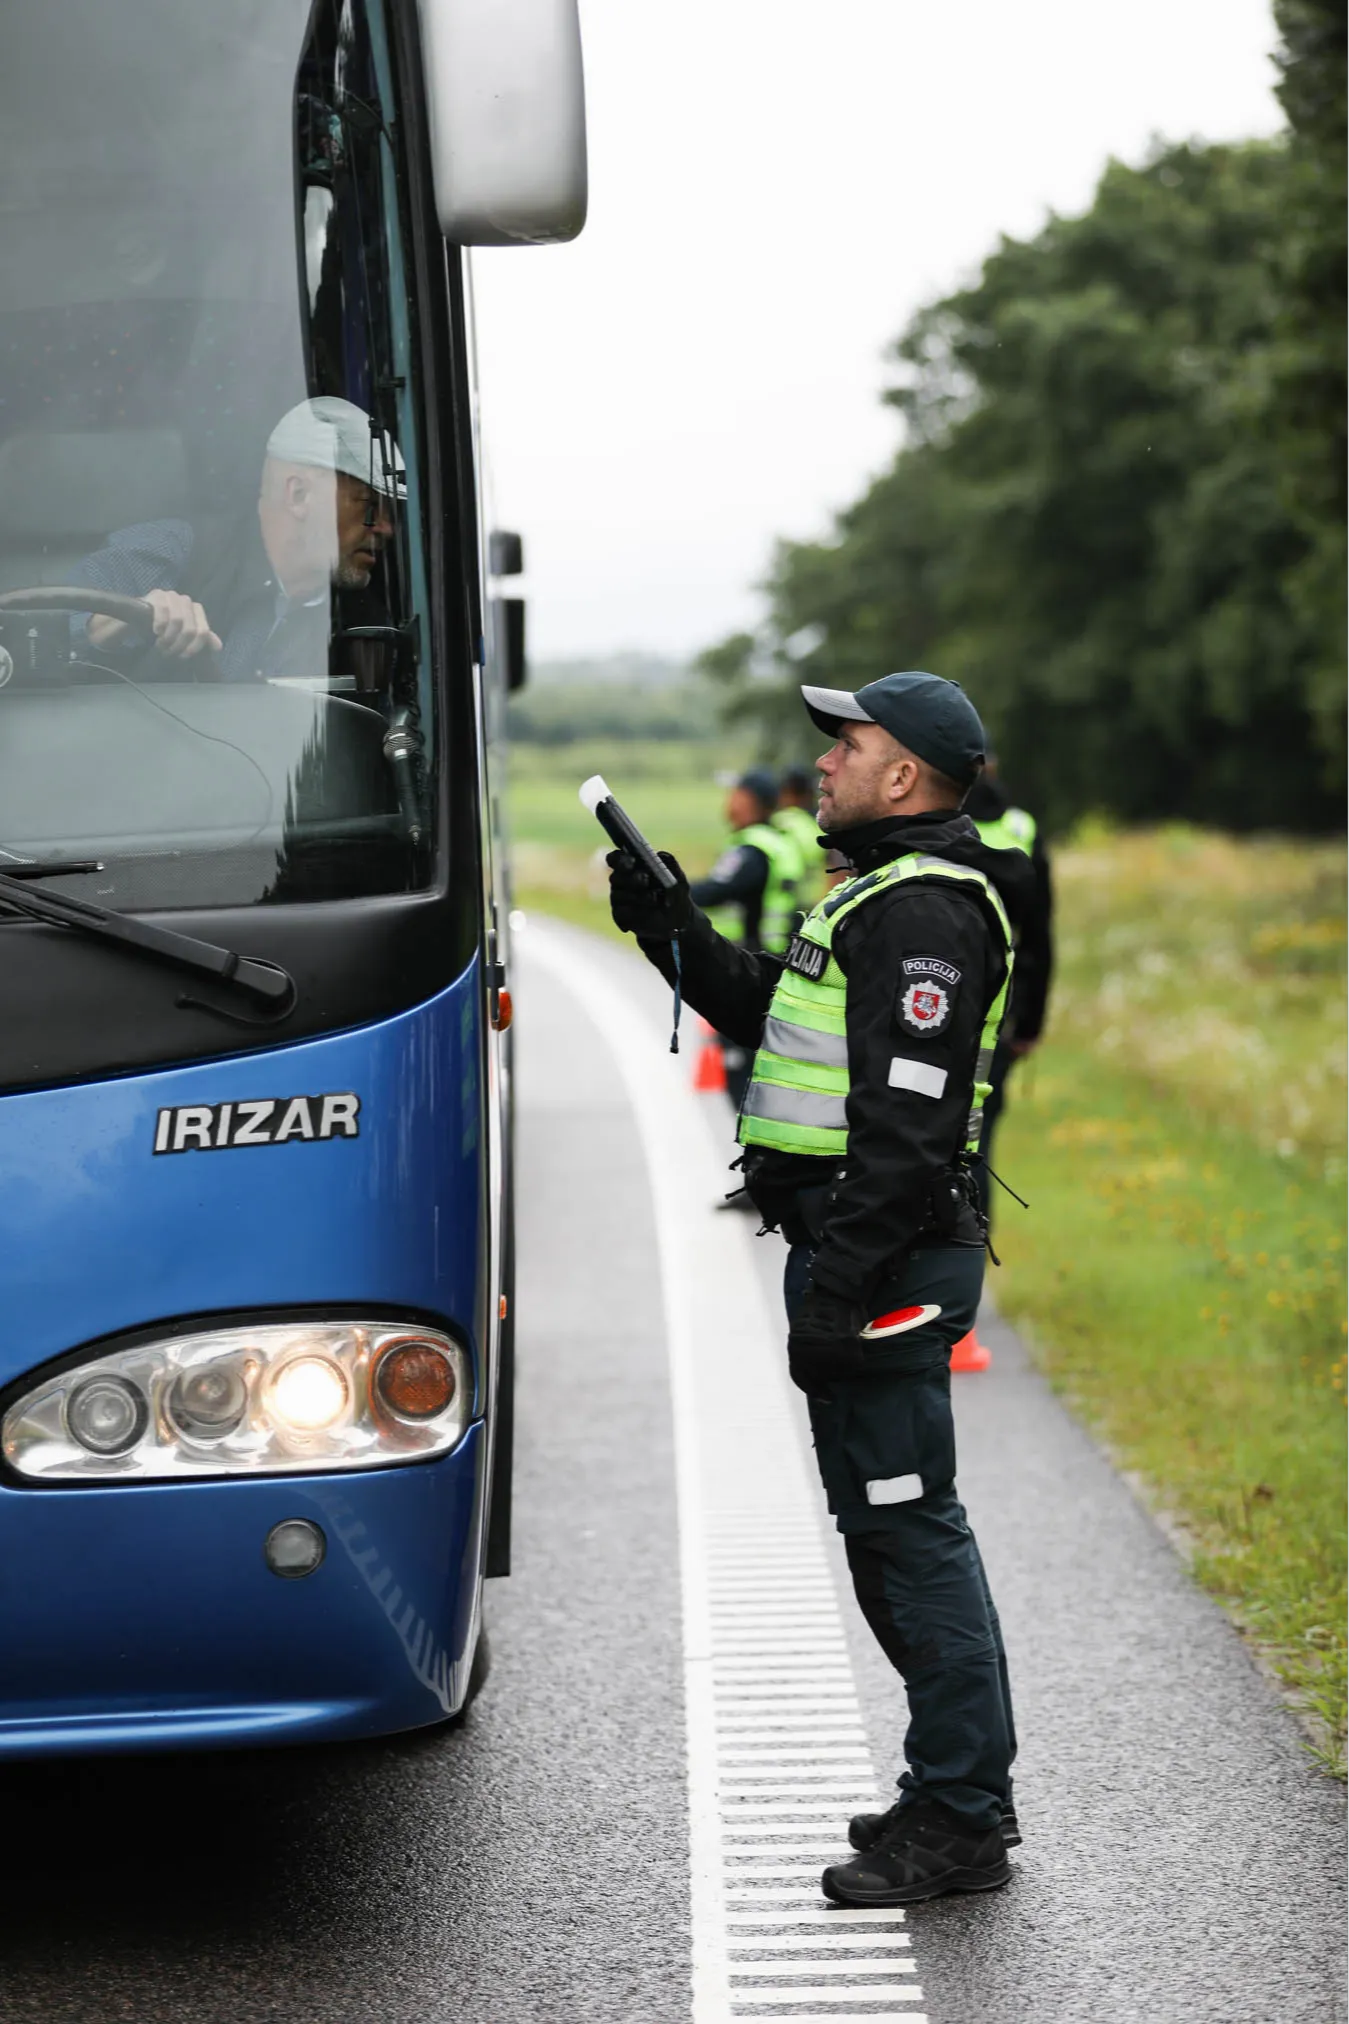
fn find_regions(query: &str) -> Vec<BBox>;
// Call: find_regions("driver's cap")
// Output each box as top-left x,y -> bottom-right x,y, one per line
266,397 -> 406,499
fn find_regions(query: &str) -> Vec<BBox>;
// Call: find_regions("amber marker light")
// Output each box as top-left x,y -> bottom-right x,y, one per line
374,1339 -> 458,1422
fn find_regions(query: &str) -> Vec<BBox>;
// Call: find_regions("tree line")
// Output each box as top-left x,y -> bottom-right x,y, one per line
699,0 -> 1345,833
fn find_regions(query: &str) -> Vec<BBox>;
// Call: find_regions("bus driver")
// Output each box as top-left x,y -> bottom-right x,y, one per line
72,396 -> 403,681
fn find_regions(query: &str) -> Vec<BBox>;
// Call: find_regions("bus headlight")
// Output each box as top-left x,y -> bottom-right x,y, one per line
67,1375 -> 149,1457
1,1321 -> 471,1483
268,1356 -> 349,1435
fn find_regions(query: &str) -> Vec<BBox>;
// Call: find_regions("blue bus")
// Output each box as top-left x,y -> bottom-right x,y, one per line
0,0 -> 586,1755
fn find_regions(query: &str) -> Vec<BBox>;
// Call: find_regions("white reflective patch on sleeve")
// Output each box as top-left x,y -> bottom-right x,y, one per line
866,1473 -> 924,1505
888,1057 -> 948,1099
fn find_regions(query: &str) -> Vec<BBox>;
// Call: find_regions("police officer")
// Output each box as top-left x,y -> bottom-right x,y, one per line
608,672 -> 1034,1906
690,766 -> 800,1109
963,758 -> 1053,1215
774,762 -> 826,912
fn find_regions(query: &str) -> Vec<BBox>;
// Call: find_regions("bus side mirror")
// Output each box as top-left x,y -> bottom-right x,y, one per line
416,0 -> 587,246
489,530 -> 524,576
498,598 -> 527,693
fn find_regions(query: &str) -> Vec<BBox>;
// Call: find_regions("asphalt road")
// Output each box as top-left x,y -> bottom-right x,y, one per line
0,919 -> 1342,2024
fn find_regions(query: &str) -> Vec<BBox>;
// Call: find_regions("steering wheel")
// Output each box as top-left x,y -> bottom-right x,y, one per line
0,587 -> 155,633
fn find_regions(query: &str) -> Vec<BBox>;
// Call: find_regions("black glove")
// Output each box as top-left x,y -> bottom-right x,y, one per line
786,1284 -> 869,1395
607,848 -> 692,941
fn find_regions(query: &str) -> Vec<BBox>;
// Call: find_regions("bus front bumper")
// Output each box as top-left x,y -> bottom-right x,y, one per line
0,1423 -> 485,1758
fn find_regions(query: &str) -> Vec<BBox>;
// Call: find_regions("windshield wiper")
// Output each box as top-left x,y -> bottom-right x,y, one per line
0,859 -> 104,880
0,869 -> 294,1016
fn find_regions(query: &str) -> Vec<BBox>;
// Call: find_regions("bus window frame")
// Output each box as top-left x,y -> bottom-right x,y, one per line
0,0 -> 488,1097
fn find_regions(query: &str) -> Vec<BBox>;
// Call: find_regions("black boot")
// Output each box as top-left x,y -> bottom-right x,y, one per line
849,1788 -> 1020,1852
823,1797 -> 1010,1906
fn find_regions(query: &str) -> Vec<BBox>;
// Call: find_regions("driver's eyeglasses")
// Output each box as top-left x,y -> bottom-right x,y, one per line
358,485 -> 396,530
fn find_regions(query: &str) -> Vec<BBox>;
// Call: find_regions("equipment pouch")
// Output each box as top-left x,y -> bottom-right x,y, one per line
920,1161 -> 983,1247
783,1182 -> 831,1248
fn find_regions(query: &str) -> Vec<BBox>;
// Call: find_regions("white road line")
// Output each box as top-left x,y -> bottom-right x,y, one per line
722,1807 -> 881,1821
718,1773 -> 876,1783
709,1575 -> 835,1583
532,929 -> 925,2024
720,1751 -> 876,1762
722,1774 -> 871,1784
730,1985 -> 920,2000
722,1763 -> 872,1771
723,1912 -> 908,1928
731,1959 -> 914,1973
711,1724 -> 869,1740
726,1939 -> 912,1956
715,1724 -> 870,1736
713,1698 -> 862,1710
712,1656 -> 857,1663
726,1892 -> 842,1901
718,1746 -> 869,1756
729,2013 -> 927,2022
712,1651 -> 856,1661
724,1869 -> 841,1881
720,1791 -> 876,1800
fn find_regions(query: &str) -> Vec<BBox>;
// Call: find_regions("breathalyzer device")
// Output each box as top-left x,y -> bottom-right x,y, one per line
578,775 -> 677,889
579,774 -> 683,1050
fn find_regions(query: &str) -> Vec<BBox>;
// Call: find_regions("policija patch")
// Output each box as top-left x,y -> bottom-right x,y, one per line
785,935 -> 828,981
899,956 -> 960,1037
154,1092 -> 361,1155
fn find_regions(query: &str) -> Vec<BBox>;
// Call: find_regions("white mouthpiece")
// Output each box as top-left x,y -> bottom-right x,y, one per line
579,774 -> 610,815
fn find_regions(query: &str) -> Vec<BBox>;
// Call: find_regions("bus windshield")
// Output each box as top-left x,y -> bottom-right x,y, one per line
0,0 -> 438,911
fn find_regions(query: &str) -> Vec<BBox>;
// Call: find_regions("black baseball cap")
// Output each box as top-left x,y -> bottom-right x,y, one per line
801,672 -> 986,787
736,765 -> 780,810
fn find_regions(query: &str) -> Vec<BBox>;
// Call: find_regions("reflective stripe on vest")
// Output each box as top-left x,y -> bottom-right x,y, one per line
974,806 -> 1036,856
704,821 -> 800,953
738,853 -> 1013,1160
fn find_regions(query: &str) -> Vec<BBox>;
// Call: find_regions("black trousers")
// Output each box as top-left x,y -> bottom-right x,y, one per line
785,1242 -> 1016,1829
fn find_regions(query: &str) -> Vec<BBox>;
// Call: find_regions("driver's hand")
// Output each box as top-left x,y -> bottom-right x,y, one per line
88,590 -> 222,659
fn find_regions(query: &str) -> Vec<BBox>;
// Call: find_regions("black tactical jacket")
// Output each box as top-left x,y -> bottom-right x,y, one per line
638,808 -> 1033,1306
688,840 -> 769,948
963,773 -> 1054,1044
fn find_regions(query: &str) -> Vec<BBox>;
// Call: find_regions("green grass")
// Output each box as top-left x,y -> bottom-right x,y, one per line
508,741 -> 735,934
996,823 -> 1346,1771
510,759 -> 1347,1769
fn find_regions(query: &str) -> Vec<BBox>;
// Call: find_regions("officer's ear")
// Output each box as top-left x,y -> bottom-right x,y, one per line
888,751 -> 922,806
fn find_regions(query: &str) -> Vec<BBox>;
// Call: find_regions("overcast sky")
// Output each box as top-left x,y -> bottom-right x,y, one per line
471,0 -> 1284,662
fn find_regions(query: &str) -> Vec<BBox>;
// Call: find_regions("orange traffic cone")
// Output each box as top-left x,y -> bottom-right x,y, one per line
692,1020 -> 727,1094
950,1329 -> 992,1373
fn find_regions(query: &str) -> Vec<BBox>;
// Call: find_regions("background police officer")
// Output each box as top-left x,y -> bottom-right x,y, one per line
963,757 -> 1054,1215
609,672 -> 1034,1907
690,766 -> 800,1109
774,762 -> 826,914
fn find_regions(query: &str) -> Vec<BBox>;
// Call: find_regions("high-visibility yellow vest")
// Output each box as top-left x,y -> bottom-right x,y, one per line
973,806 -> 1036,856
772,803 -> 825,909
737,854 -> 1013,1159
703,821 -> 800,954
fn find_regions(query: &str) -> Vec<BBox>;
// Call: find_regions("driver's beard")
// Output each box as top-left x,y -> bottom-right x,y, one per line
333,555 -> 374,591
